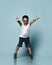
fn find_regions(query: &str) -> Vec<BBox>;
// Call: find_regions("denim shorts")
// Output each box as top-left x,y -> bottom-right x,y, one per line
17,37 -> 31,48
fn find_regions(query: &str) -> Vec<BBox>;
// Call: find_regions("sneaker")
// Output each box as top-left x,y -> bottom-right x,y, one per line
14,53 -> 17,59
29,54 -> 33,59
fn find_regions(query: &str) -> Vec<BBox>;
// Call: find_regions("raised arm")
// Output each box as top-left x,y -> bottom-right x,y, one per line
16,17 -> 22,26
30,17 -> 40,25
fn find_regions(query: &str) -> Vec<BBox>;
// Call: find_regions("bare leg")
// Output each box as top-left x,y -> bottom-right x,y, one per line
15,46 -> 20,53
27,47 -> 33,59
27,47 -> 32,55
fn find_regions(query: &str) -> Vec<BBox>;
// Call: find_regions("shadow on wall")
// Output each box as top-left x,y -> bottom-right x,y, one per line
31,30 -> 42,58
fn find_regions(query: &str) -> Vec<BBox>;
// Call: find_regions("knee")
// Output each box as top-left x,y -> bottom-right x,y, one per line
27,47 -> 32,50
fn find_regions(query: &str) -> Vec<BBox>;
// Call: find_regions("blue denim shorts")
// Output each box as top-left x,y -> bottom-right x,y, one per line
17,37 -> 31,48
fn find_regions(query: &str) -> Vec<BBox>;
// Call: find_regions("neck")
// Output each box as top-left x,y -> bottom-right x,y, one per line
24,23 -> 28,26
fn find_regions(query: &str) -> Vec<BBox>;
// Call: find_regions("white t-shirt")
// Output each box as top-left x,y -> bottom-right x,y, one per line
19,22 -> 30,38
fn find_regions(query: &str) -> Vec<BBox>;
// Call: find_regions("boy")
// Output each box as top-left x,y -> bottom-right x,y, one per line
14,15 -> 40,59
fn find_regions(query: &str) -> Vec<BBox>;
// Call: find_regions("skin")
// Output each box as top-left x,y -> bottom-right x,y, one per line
15,16 -> 40,56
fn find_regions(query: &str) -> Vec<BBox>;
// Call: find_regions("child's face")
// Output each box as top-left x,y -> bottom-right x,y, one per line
22,18 -> 28,25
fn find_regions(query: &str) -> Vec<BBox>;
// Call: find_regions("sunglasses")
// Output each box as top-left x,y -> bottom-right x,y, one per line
23,20 -> 28,22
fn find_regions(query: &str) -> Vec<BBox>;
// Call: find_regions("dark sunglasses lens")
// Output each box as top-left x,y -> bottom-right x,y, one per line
23,20 -> 27,22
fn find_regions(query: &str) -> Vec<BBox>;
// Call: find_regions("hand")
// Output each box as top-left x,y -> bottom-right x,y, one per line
16,17 -> 19,21
36,17 -> 40,20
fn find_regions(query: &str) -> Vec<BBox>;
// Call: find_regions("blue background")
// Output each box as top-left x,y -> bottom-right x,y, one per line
0,0 -> 52,65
